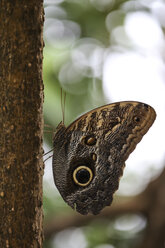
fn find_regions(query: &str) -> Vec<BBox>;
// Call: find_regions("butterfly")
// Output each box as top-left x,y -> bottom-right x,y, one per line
52,101 -> 156,215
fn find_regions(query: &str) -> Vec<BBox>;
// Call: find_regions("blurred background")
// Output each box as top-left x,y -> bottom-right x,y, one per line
43,0 -> 165,247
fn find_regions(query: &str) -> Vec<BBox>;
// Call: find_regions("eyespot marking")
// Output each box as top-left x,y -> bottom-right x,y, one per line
143,103 -> 149,109
134,116 -> 140,122
84,136 -> 97,146
73,166 -> 93,187
91,153 -> 97,162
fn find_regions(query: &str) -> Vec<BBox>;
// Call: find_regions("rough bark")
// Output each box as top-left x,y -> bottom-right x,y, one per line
0,1 -> 44,247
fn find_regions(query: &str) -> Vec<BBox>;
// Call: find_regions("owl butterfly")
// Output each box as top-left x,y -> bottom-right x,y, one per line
52,101 -> 156,215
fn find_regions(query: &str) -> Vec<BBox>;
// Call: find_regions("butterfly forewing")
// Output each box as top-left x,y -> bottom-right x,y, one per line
53,101 -> 156,215
67,101 -> 156,159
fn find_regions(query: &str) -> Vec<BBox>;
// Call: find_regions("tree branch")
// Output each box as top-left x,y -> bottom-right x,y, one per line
44,191 -> 146,239
44,167 -> 165,248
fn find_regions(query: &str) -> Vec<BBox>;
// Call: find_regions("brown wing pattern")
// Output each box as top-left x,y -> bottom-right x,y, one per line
53,101 -> 156,215
67,101 -> 156,134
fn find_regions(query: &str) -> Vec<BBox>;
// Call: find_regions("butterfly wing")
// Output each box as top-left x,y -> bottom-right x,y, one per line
53,101 -> 156,215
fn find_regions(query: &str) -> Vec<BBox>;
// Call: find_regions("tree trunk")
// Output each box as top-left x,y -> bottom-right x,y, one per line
0,1 -> 44,247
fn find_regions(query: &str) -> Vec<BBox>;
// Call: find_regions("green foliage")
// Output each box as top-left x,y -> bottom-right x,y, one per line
43,0 -> 160,247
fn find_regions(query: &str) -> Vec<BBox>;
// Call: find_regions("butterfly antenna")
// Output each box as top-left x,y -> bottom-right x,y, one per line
63,91 -> 66,124
61,88 -> 66,124
61,87 -> 63,121
43,148 -> 54,156
44,155 -> 53,163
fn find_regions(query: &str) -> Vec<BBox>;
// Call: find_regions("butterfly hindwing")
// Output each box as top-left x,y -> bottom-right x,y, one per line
53,101 -> 156,215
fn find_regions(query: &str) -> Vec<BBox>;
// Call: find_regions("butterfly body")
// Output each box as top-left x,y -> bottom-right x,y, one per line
52,101 -> 156,215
